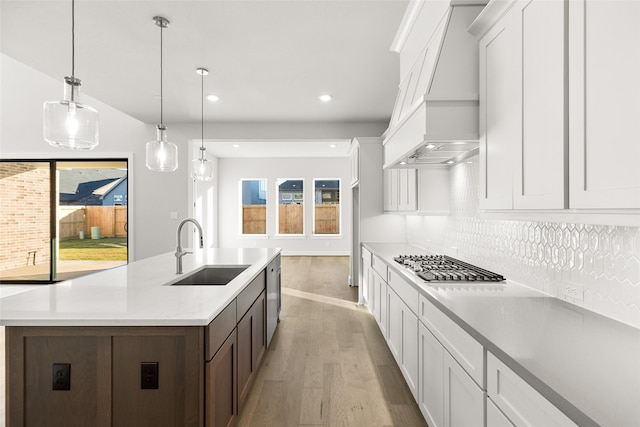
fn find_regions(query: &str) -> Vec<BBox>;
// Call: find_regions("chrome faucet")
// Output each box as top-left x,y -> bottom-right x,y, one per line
175,218 -> 204,274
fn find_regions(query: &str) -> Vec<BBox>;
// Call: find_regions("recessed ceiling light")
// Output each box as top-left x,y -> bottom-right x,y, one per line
400,161 -> 407,165
446,160 -> 455,164
207,94 -> 220,102
232,144 -> 240,148
329,144 -> 336,148
319,94 -> 332,102
425,144 -> 436,149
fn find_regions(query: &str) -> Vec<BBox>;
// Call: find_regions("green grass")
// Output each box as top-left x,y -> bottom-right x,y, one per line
59,237 -> 128,261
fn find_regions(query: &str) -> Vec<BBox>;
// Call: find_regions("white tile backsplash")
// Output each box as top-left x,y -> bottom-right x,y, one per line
406,156 -> 640,328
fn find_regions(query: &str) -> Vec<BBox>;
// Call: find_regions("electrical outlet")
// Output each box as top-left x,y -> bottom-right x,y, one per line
52,363 -> 71,390
141,362 -> 159,389
561,282 -> 584,302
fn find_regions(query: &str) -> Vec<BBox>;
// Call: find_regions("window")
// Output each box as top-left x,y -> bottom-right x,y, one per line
313,179 -> 340,235
0,159 -> 129,283
277,179 -> 304,235
241,179 -> 267,235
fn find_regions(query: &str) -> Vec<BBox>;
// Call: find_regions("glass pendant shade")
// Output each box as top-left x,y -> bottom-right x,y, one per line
192,147 -> 213,181
43,77 -> 99,150
146,125 -> 178,172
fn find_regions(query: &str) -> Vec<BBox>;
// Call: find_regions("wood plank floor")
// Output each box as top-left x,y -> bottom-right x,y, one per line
238,256 -> 427,427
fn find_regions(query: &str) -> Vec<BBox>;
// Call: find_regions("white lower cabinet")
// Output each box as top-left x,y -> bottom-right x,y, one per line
487,397 -> 515,427
372,270 -> 387,338
387,286 -> 419,400
418,321 -> 484,427
487,352 -> 577,427
361,247 -> 372,307
443,351 -> 484,427
418,321 -> 444,427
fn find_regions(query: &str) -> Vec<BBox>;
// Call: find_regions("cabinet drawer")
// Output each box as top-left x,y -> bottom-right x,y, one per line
372,255 -> 387,280
487,352 -> 577,427
388,269 -> 418,315
419,294 -> 483,387
237,270 -> 266,322
206,301 -> 237,361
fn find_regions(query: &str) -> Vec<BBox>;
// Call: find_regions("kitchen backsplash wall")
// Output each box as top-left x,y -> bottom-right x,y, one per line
406,155 -> 640,329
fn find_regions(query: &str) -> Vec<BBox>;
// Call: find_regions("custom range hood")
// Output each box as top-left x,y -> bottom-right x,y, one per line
383,0 -> 486,167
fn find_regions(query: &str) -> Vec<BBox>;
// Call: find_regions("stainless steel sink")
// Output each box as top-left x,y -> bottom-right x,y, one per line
170,266 -> 249,286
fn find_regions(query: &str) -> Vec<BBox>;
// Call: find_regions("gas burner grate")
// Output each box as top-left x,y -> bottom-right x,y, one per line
394,255 -> 505,282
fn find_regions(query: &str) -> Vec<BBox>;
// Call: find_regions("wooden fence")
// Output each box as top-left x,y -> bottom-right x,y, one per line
314,204 -> 340,234
59,206 -> 128,240
241,204 -> 340,235
279,204 -> 303,234
242,205 -> 267,234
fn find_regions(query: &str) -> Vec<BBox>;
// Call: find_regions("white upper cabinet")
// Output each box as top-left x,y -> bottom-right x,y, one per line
384,168 -> 417,213
472,0 -> 640,215
477,6 -> 519,210
514,0 -> 566,209
476,0 -> 566,210
568,0 -> 640,209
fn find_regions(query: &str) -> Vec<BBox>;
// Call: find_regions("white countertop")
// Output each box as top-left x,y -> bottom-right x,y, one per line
364,242 -> 640,427
0,247 -> 281,327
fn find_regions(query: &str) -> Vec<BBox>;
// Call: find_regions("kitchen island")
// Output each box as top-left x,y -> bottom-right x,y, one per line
0,247 -> 281,427
364,242 -> 640,427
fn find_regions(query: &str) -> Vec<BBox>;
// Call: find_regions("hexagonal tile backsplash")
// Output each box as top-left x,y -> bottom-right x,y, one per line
406,156 -> 640,328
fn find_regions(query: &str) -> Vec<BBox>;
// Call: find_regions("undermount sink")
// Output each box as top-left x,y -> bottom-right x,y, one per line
170,266 -> 249,286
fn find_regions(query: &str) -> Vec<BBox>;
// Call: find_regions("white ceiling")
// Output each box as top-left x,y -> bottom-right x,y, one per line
1,0 -> 408,131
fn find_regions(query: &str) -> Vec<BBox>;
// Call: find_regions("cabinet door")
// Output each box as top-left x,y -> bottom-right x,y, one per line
569,0 -> 640,208
372,271 -> 381,323
237,290 -> 266,413
361,247 -> 372,307
400,299 -> 419,400
207,329 -> 238,427
378,273 -> 388,338
487,397 -> 515,427
513,0 -> 567,209
398,169 -> 417,211
12,333 -> 111,427
112,331 -> 202,427
443,351 -> 484,427
418,322 -> 444,427
478,7 -> 519,210
487,353 -> 577,427
387,287 -> 402,364
383,168 -> 398,211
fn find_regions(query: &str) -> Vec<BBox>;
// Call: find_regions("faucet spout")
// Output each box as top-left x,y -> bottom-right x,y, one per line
175,218 -> 204,274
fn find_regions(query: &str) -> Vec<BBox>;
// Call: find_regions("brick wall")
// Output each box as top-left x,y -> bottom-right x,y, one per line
0,163 -> 51,271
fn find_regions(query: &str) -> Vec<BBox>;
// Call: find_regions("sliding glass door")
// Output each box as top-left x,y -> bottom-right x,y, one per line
0,159 -> 128,283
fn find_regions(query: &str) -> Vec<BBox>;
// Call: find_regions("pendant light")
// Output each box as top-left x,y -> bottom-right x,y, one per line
43,0 -> 99,150
146,16 -> 178,172
192,68 -> 213,181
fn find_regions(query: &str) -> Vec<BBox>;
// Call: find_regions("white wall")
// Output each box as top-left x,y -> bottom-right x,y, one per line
217,157 -> 351,255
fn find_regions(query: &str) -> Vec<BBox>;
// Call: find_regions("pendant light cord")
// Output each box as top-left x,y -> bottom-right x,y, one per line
160,20 -> 164,126
70,0 -> 75,101
201,71 -> 205,157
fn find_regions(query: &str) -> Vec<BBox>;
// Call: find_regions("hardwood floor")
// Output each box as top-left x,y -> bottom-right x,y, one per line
238,256 -> 427,427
